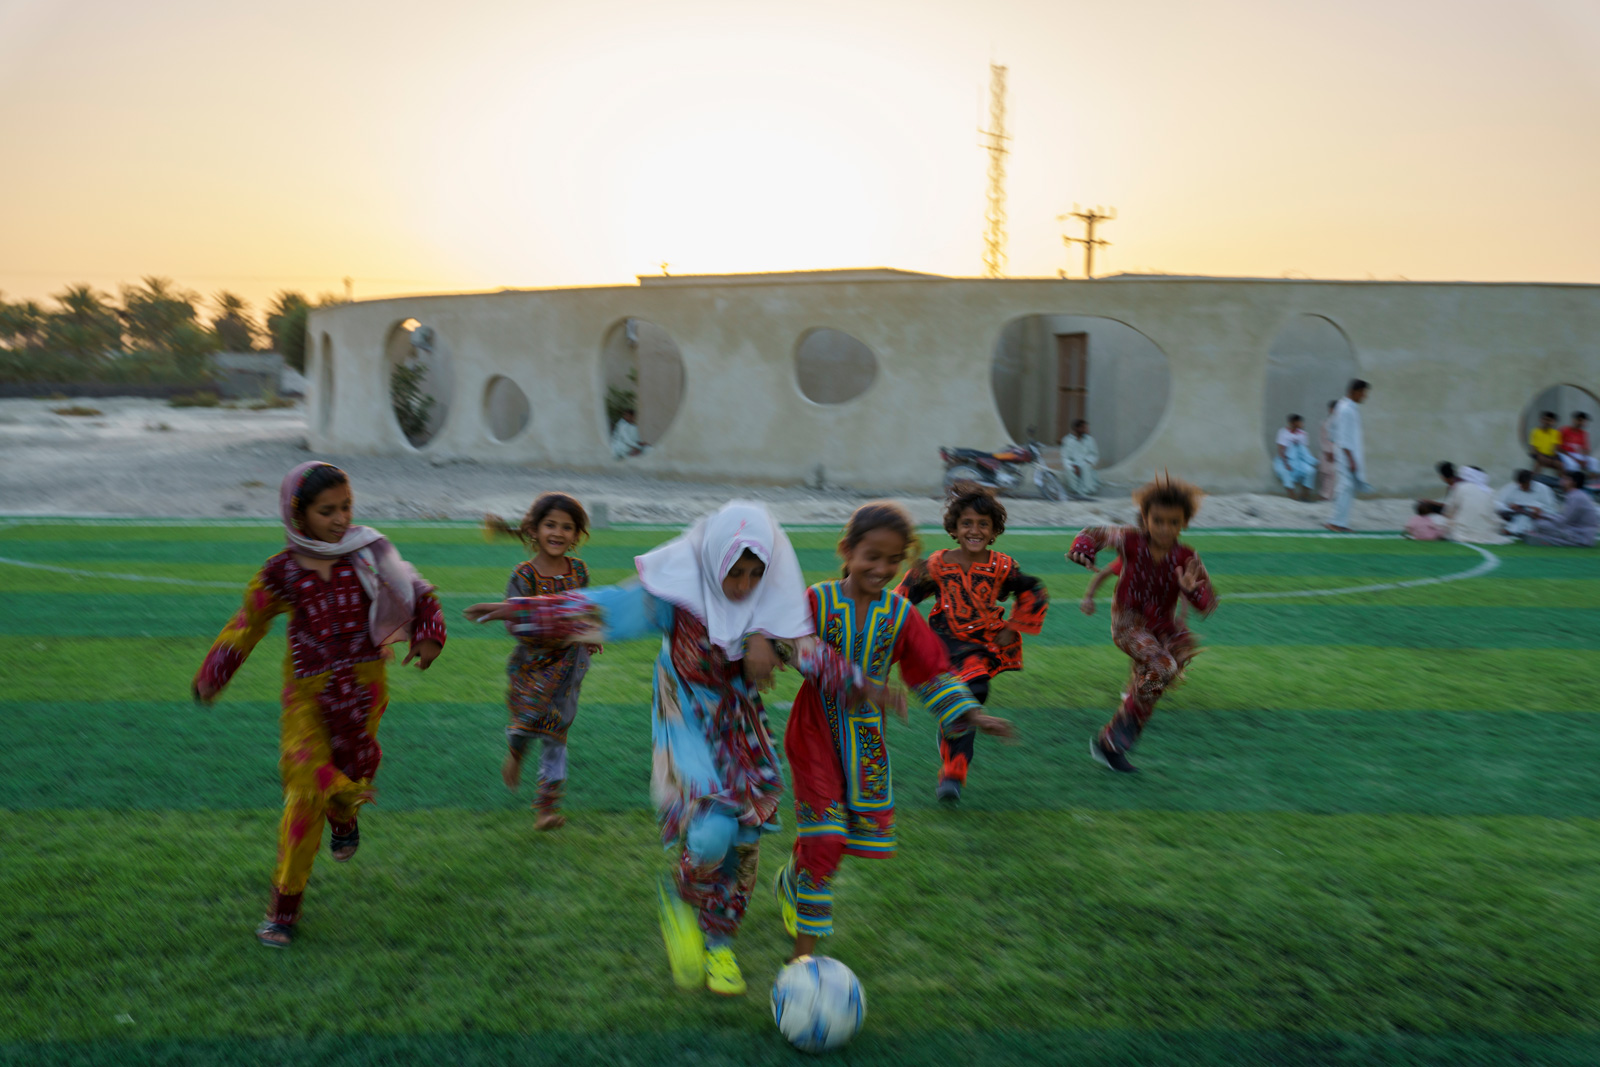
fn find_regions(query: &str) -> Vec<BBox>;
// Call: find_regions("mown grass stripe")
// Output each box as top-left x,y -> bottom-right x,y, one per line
7,1030 -> 1600,1067
8,591 -> 1599,651
5,701 -> 1599,818
3,811 -> 1597,1043
6,635 -> 1596,712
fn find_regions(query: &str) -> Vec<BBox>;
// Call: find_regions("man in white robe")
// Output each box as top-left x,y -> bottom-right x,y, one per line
1440,465 -> 1509,545
610,409 -> 649,459
1494,470 -> 1557,537
1058,420 -> 1100,498
1326,380 -> 1370,532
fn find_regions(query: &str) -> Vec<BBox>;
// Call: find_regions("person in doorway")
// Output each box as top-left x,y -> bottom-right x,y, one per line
1529,411 -> 1563,475
1273,414 -> 1317,500
1526,469 -> 1599,547
1317,400 -> 1339,501
611,408 -> 650,460
1058,420 -> 1100,498
1495,469 -> 1557,538
1558,412 -> 1599,474
1325,379 -> 1371,533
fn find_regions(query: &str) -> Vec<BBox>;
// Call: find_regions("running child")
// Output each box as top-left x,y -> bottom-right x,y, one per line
486,494 -> 595,830
464,502 -> 883,996
1067,474 -> 1216,773
896,484 -> 1046,802
778,502 -> 1015,959
193,461 -> 447,947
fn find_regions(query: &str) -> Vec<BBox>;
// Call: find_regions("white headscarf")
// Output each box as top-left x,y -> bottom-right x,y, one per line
1459,466 -> 1492,493
634,501 -> 810,660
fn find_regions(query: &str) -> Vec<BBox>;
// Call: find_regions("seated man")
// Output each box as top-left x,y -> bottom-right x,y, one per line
1526,469 -> 1599,547
1272,413 -> 1317,500
1558,411 -> 1599,473
1058,419 -> 1100,498
1422,462 -> 1508,545
610,408 -> 649,460
1529,410 -> 1563,475
1494,469 -> 1556,538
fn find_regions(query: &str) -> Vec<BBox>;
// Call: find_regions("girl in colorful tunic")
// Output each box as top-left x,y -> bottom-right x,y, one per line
193,462 -> 447,947
1067,475 -> 1217,774
486,493 -> 595,830
464,502 -> 880,996
778,503 -> 1016,960
896,484 -> 1047,802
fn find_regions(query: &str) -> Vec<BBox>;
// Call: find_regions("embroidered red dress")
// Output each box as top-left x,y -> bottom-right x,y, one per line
1068,526 -> 1216,754
195,551 -> 447,926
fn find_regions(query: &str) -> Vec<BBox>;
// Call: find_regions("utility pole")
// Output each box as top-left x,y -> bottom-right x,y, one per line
979,64 -> 1010,279
1058,205 -> 1116,279
343,276 -> 354,303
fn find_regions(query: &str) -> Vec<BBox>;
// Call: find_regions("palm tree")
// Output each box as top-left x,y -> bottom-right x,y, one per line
211,290 -> 259,352
265,291 -> 311,371
44,284 -> 123,376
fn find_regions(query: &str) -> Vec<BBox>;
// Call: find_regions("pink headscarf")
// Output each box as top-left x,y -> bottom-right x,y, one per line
280,461 -> 429,647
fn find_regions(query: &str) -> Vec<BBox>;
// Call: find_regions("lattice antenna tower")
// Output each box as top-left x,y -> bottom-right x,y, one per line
979,63 -> 1010,279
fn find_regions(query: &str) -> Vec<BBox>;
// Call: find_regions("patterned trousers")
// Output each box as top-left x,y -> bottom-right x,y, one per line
675,810 -> 762,945
785,808 -> 894,938
1098,609 -> 1195,754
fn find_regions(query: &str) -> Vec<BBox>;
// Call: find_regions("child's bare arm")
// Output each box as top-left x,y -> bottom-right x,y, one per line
1079,565 -> 1113,615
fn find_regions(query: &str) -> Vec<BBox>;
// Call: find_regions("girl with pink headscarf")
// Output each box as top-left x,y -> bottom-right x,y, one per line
193,462 -> 447,948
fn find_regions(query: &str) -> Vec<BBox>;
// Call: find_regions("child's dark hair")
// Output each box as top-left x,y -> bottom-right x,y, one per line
485,493 -> 589,548
1416,500 -> 1445,516
838,501 -> 920,578
943,481 -> 1007,538
292,463 -> 349,518
1132,472 -> 1204,525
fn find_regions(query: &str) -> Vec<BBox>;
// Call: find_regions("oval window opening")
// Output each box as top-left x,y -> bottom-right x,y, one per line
600,318 -> 685,451
484,375 -> 531,442
991,315 -> 1170,467
384,318 -> 452,448
795,327 -> 878,405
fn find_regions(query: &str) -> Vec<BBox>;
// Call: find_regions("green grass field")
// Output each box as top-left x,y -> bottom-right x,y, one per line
3,519 -> 1599,1066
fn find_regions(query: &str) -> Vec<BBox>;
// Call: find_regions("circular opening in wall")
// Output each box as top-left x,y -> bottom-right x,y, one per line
599,318 -> 685,451
1520,383 -> 1599,463
317,332 -> 334,435
484,375 -> 531,442
795,327 -> 878,405
384,318 -> 452,448
1261,314 -> 1358,458
991,315 -> 1170,467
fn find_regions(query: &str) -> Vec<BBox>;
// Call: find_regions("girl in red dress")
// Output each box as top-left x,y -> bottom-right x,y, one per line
1067,475 -> 1217,773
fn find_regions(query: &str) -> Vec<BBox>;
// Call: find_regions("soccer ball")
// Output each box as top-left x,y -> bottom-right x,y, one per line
771,955 -> 865,1053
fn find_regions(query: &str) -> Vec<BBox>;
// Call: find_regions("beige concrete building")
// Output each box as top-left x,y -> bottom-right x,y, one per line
307,270 -> 1600,494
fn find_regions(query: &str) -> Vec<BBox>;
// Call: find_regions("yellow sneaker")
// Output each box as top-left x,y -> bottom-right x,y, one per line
656,876 -> 705,990
704,945 -> 747,996
774,862 -> 799,939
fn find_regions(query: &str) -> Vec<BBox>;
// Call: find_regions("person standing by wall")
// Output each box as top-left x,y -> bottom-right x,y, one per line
1058,420 -> 1100,498
611,408 -> 650,460
1325,380 -> 1370,533
1317,400 -> 1339,501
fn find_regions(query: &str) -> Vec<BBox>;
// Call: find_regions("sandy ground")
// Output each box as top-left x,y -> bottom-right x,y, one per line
0,397 -> 1417,529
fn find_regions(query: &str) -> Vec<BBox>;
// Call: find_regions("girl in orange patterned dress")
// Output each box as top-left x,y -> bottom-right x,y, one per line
896,484 -> 1047,802
194,462 -> 446,947
486,493 -> 595,829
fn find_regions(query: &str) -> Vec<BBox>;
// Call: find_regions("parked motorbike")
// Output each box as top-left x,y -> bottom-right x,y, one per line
940,440 -> 1066,501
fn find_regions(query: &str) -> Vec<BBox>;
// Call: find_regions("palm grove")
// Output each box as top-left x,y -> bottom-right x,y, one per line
0,279 -> 330,385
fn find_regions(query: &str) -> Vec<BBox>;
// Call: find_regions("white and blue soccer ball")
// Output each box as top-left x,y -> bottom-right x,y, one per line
771,955 -> 865,1053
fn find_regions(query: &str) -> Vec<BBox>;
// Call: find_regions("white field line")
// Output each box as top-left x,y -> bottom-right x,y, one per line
0,522 -> 1500,601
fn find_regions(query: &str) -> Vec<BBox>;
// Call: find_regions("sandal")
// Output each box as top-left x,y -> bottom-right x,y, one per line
256,921 -> 294,948
330,825 -> 360,862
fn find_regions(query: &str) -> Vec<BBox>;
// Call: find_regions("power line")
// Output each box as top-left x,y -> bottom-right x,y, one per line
1058,205 -> 1116,279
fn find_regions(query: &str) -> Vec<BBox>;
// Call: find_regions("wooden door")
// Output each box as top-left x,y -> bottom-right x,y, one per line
1055,333 -> 1088,439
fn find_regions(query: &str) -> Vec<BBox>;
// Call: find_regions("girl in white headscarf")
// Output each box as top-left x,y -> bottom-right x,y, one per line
466,501 -> 888,998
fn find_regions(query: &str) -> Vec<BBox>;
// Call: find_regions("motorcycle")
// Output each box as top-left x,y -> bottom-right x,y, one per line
940,439 -> 1066,501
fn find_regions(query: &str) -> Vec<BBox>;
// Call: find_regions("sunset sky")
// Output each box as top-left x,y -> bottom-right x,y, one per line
2,0 -> 1597,312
